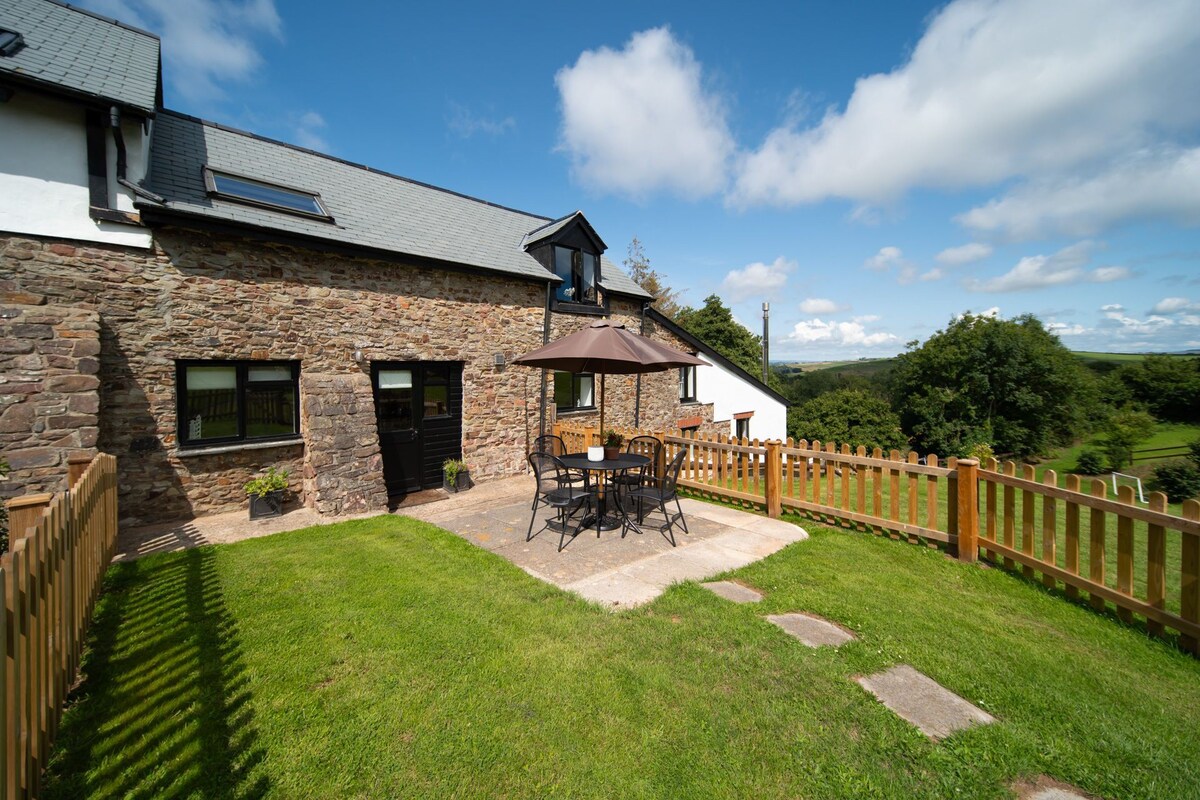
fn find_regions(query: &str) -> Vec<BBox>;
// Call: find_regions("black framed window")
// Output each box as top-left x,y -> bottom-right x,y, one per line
178,360 -> 300,446
203,167 -> 333,221
735,417 -> 750,440
554,371 -> 595,411
679,365 -> 697,402
552,245 -> 599,305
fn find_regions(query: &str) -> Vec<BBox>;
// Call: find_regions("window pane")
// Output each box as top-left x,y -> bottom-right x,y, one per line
577,375 -> 594,407
248,365 -> 292,382
581,253 -> 598,303
378,370 -> 412,389
212,173 -> 324,215
554,371 -> 573,409
184,365 -> 238,440
246,383 -> 296,438
424,385 -> 448,416
553,246 -> 575,301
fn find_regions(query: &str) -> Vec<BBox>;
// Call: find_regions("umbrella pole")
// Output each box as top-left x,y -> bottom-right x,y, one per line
599,373 -> 605,443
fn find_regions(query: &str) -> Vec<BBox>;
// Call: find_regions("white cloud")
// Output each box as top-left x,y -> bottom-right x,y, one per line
729,0 -> 1200,208
555,27 -> 733,199
954,307 -> 1001,321
853,314 -> 881,323
291,110 -> 329,151
447,103 -> 516,138
720,257 -> 794,303
799,298 -> 847,315
936,242 -> 993,266
864,246 -> 903,272
967,241 -> 1131,293
1047,321 -> 1089,336
83,0 -> 283,103
783,318 -> 898,348
1151,297 -> 1200,314
1101,303 -> 1124,312
958,148 -> 1200,240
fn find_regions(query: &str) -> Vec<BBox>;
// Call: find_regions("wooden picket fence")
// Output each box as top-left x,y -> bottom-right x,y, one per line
554,423 -> 1200,654
1,453 -> 118,799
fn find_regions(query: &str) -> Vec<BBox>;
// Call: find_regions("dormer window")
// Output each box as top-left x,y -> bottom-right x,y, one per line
553,245 -> 599,304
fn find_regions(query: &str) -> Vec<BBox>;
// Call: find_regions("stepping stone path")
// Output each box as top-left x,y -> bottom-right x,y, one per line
1012,776 -> 1100,800
766,613 -> 856,648
700,581 -> 762,603
857,664 -> 995,740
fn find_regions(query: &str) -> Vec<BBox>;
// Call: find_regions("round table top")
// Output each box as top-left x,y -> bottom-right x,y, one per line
559,452 -> 650,471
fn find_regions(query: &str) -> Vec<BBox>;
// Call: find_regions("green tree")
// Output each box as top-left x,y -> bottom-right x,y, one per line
1109,356 -> 1200,422
788,389 -> 907,452
675,294 -> 764,378
890,313 -> 1096,458
623,237 -> 683,320
1098,409 -> 1156,469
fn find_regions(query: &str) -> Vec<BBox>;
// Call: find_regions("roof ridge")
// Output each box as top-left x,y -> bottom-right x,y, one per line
48,0 -> 160,42
159,108 -> 554,223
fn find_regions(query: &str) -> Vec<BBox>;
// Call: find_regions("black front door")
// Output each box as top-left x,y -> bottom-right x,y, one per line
372,362 -> 462,498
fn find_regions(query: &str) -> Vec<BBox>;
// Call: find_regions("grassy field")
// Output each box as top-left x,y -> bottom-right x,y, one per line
46,516 -> 1200,799
1036,422 -> 1200,481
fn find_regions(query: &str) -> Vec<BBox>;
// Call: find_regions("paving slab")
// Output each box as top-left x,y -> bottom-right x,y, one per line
563,572 -> 663,608
701,581 -> 763,603
856,664 -> 995,740
710,529 -> 791,558
766,612 -> 856,647
1011,776 -> 1101,800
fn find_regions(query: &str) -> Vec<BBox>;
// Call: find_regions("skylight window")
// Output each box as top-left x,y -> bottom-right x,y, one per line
0,28 -> 25,57
203,167 -> 332,220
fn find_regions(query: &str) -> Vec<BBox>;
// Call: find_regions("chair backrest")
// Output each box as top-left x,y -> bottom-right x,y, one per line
528,451 -> 568,495
532,434 -> 567,458
661,449 -> 687,497
626,435 -> 662,478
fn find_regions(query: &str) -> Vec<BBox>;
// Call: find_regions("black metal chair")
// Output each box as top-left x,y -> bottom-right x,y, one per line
532,434 -> 586,490
621,449 -> 689,546
609,435 -> 662,510
527,451 -> 597,552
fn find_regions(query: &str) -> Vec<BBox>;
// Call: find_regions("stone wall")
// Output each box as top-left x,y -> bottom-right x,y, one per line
1,230 -> 547,524
0,299 -> 100,499
1,229 -> 720,524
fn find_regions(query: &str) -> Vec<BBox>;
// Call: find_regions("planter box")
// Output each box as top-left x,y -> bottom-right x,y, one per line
443,471 -> 472,493
248,489 -> 284,519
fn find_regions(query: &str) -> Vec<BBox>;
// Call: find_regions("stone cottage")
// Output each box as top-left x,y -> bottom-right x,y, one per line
1,0 -> 786,525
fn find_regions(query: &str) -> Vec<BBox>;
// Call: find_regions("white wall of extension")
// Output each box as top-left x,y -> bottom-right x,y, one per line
0,92 -> 151,248
693,353 -> 787,441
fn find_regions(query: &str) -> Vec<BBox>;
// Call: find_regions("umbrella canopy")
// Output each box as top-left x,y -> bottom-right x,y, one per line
512,321 -> 706,374
512,321 -> 706,439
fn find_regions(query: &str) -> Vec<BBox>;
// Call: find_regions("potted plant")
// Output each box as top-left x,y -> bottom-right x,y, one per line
443,459 -> 471,493
244,467 -> 289,519
603,429 -> 624,461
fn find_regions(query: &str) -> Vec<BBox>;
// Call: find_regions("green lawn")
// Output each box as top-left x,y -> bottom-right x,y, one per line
47,516 -> 1200,799
1037,422 -> 1200,480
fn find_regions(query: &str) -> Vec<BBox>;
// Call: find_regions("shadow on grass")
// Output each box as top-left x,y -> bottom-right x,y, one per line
44,547 -> 269,799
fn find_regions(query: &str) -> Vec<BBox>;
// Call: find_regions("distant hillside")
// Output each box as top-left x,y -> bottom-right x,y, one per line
777,350 -> 1198,379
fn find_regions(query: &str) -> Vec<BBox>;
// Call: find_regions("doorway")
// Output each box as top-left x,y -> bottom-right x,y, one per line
371,361 -> 463,498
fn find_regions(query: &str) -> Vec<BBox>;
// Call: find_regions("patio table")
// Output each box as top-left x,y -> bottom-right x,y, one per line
559,452 -> 650,532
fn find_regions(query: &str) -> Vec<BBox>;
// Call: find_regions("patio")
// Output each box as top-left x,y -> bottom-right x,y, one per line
117,475 -> 808,608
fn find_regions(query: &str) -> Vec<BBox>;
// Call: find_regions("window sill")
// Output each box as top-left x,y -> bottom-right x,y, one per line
175,438 -> 304,459
679,399 -> 701,406
555,407 -> 597,418
551,300 -> 608,316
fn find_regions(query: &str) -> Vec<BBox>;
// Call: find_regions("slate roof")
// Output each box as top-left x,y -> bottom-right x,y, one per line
0,0 -> 159,115
143,111 -> 650,297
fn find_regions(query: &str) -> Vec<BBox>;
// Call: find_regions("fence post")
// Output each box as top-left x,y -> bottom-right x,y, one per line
67,454 -> 92,489
955,458 -> 979,563
764,440 -> 782,519
4,494 -> 52,544
584,425 -> 598,448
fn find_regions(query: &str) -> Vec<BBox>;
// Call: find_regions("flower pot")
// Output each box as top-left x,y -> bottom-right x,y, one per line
587,446 -> 604,462
604,446 -> 620,460
443,470 -> 472,493
248,489 -> 284,520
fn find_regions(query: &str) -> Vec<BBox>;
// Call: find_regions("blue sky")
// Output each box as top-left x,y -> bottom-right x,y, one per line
83,0 -> 1200,360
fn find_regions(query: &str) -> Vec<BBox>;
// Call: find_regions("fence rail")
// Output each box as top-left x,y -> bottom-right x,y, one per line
554,423 -> 1199,655
1,453 -> 118,799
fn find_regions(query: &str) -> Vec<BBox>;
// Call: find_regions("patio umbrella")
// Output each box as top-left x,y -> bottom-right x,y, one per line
512,320 -> 706,439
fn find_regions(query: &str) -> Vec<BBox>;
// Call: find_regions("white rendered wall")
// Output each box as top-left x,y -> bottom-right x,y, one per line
693,354 -> 788,440
0,92 -> 151,248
